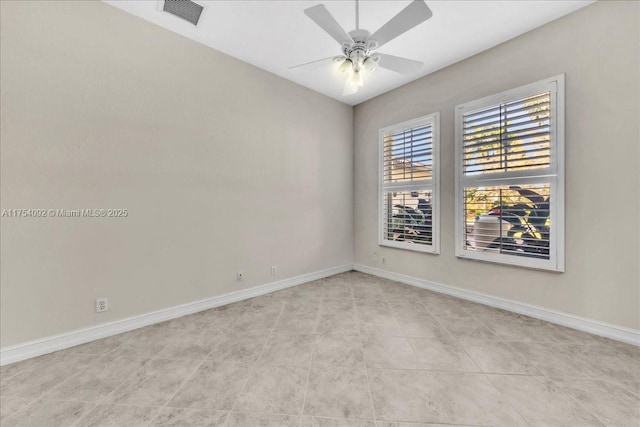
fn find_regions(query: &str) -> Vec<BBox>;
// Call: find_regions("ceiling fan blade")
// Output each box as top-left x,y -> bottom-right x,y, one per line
376,53 -> 423,73
289,56 -> 340,70
304,4 -> 354,46
370,0 -> 432,48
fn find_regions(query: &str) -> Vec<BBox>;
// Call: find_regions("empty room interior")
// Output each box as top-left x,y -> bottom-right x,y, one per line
1,0 -> 639,426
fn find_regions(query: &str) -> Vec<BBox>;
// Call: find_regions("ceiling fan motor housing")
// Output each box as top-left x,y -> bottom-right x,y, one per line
343,29 -> 379,71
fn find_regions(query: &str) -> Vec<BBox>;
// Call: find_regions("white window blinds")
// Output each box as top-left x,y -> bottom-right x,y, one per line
455,75 -> 564,271
379,114 -> 439,254
383,124 -> 433,183
462,92 -> 551,175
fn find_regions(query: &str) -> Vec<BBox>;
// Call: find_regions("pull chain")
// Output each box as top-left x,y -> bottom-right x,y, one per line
355,0 -> 359,29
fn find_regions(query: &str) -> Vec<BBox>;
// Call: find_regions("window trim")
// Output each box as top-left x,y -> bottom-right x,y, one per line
454,75 -> 565,271
378,112 -> 440,254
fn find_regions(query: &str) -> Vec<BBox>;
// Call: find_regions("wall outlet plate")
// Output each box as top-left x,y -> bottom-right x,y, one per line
96,298 -> 108,313
237,271 -> 244,281
271,265 -> 277,275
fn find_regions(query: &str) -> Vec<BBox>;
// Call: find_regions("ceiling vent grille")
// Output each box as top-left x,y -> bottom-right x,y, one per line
163,0 -> 203,26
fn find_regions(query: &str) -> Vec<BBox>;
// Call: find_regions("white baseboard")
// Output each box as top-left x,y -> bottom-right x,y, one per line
4,262 -> 637,366
0,264 -> 352,366
354,263 -> 640,347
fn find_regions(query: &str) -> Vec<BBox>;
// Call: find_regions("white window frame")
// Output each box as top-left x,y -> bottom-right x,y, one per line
378,113 -> 440,254
454,75 -> 565,271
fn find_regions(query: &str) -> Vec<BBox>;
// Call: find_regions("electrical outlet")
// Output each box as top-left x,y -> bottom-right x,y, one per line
373,252 -> 378,263
96,298 -> 108,313
271,265 -> 277,275
381,256 -> 386,265
237,271 -> 244,281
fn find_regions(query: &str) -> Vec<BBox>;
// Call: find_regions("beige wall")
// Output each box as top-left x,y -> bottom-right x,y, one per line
1,0 -> 638,349
354,1 -> 640,330
0,1 -> 353,346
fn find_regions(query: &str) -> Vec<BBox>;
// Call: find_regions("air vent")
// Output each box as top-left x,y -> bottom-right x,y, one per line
163,0 -> 203,26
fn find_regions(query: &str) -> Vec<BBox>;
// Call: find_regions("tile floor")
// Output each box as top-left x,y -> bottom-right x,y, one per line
1,271 -> 638,426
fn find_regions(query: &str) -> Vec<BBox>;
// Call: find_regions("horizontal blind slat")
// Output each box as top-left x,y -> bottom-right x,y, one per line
462,183 -> 551,260
464,103 -> 550,130
383,123 -> 434,183
462,90 -> 551,175
382,190 -> 434,246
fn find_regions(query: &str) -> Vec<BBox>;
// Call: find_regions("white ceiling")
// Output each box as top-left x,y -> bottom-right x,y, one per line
103,0 -> 592,106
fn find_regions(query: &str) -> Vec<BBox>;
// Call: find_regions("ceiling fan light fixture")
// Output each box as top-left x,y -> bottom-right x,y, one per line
338,58 -> 354,73
362,56 -> 376,72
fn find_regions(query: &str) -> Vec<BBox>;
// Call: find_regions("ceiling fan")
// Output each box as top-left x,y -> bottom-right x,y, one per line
290,0 -> 433,96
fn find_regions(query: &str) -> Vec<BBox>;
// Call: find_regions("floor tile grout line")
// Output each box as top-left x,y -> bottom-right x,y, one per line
353,277 -> 379,422
429,305 -> 551,378
379,287 -> 457,425
424,292 -> 561,425
596,339 -> 640,358
198,307 -> 262,426
386,293 -> 435,371
623,382 -> 640,399
147,407 -> 377,422
485,332 -> 616,381
200,304 -> 253,361
4,350 -> 129,426
430,311 -> 496,347
42,338 -> 145,395
495,340 -> 548,377
69,326 -> 146,359
143,357 -> 209,426
225,300 -> 287,425
542,377 -> 611,427
297,290 -> 325,427
298,345 -> 315,427
67,320 -> 197,427
33,400 -> 170,408
160,303 -> 253,427
429,315 -> 486,375
0,396 -> 40,424
67,306 -> 247,427
481,372 -> 538,427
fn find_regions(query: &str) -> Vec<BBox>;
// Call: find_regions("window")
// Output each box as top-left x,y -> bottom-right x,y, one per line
379,113 -> 439,253
455,75 -> 564,271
